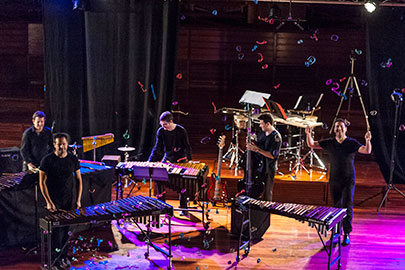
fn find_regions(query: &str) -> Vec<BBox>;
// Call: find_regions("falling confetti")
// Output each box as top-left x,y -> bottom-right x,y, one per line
176,73 -> 183,79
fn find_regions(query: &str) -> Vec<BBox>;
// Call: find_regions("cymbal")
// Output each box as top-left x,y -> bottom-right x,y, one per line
216,107 -> 247,115
118,146 -> 136,152
69,144 -> 83,148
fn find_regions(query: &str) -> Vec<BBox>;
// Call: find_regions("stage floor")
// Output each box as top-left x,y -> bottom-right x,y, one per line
1,199 -> 405,270
1,155 -> 405,270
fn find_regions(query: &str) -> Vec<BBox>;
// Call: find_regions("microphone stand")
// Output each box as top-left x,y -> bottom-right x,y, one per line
377,93 -> 405,212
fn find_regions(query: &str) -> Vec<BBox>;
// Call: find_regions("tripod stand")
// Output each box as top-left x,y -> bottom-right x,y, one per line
330,55 -> 370,134
377,91 -> 405,212
223,124 -> 243,176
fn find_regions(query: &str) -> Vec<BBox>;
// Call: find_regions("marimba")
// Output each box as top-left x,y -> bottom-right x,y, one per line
40,195 -> 174,270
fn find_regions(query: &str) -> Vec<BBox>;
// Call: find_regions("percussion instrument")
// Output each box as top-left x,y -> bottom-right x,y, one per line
233,196 -> 346,270
40,195 -> 174,270
117,146 -> 136,152
0,172 -> 25,192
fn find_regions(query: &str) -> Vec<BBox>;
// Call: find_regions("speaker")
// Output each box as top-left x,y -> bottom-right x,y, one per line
0,147 -> 23,173
231,200 -> 270,240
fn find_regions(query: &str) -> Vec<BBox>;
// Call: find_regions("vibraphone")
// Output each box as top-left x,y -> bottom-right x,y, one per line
40,195 -> 174,270
116,161 -> 209,200
234,196 -> 346,270
0,172 -> 25,192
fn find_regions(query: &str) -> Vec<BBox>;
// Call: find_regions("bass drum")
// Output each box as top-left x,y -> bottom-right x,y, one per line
238,151 -> 265,199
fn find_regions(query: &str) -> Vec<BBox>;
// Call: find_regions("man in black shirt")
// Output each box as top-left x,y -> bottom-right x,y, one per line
148,111 -> 192,216
20,111 -> 53,172
305,119 -> 372,246
39,133 -> 83,269
247,114 -> 282,201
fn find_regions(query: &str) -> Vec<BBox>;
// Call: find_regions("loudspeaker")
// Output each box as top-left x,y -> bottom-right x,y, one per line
231,201 -> 270,240
0,147 -> 23,173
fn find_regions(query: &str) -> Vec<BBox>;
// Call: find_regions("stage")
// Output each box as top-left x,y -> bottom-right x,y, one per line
1,154 -> 405,270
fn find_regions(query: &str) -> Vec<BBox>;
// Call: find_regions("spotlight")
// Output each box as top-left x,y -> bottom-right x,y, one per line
364,1 -> 377,13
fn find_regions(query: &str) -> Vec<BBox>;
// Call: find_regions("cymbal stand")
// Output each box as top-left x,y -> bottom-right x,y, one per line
330,55 -> 370,134
223,121 -> 243,175
292,128 -> 309,175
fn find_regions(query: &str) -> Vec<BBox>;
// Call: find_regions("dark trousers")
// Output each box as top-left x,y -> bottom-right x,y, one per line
51,199 -> 72,262
263,170 -> 275,201
329,178 -> 355,235
155,182 -> 187,208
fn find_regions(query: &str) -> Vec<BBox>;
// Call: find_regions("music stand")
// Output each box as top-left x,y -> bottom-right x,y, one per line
132,167 -> 169,198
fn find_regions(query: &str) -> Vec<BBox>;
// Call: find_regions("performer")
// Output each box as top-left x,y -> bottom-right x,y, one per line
246,114 -> 282,201
20,111 -> 53,172
148,111 -> 192,216
305,119 -> 372,246
39,133 -> 83,269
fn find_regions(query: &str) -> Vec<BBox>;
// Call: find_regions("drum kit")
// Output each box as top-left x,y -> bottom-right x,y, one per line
217,103 -> 327,176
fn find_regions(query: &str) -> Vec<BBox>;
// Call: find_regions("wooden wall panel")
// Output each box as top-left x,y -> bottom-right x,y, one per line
175,25 -> 368,155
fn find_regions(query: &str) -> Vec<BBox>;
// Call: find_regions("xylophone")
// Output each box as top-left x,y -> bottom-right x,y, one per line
40,195 -> 174,270
0,172 -> 26,192
233,196 -> 346,270
235,195 -> 346,235
116,161 -> 209,200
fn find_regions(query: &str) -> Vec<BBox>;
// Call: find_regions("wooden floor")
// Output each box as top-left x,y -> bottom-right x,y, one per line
1,155 -> 405,270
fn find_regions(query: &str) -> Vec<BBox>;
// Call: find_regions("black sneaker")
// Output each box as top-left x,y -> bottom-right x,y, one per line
342,234 -> 350,246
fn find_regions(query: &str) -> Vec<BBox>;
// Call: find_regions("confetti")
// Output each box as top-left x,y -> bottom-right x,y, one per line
238,53 -> 244,60
225,124 -> 232,130
257,52 -> 263,63
97,239 -> 103,247
180,15 -> 186,20
261,64 -> 269,69
55,248 -> 61,253
176,73 -> 183,79
331,82 -> 340,91
174,147 -> 180,152
274,83 -> 280,89
330,34 -> 339,42
256,40 -> 267,45
339,77 -> 346,82
200,136 -> 211,144
89,188 -> 95,193
257,258 -> 261,263
123,130 -> 130,139
172,101 -> 178,106
235,45 -> 242,52
399,124 -> 405,131
180,232 -> 184,239
361,80 -> 368,86
222,115 -> 227,122
354,49 -> 362,55
212,10 -> 218,15
210,128 -> 216,134
306,55 -> 316,65
325,79 -> 332,85
151,83 -> 156,101
181,188 -> 187,194
297,39 -> 303,44
212,102 -> 217,113
251,45 -> 258,52
138,81 -> 147,92
228,260 -> 232,265
310,33 -> 318,41
273,248 -> 277,252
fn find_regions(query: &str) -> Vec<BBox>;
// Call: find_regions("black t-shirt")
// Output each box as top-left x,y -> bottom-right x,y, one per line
319,137 -> 362,181
40,152 -> 80,206
148,125 -> 192,163
20,126 -> 53,167
257,129 -> 282,174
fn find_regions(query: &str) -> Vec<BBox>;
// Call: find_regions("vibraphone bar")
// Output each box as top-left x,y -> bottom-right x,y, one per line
234,196 -> 346,270
0,172 -> 25,192
40,195 -> 174,270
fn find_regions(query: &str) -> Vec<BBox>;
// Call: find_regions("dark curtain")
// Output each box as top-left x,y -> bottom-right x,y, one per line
43,0 -> 179,160
366,7 -> 405,184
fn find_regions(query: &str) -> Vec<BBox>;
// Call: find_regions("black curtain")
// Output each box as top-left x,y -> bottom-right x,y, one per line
366,7 -> 405,184
43,0 -> 179,160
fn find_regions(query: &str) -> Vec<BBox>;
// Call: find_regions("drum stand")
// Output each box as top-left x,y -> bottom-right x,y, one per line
302,148 -> 327,170
291,129 -> 309,175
